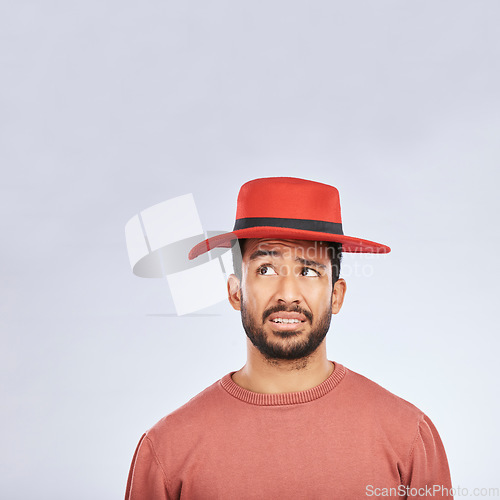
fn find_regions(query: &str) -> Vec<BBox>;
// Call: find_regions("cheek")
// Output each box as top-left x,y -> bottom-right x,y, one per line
305,284 -> 333,311
242,281 -> 265,311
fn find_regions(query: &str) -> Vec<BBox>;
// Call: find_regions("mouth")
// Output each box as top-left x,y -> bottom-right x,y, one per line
266,311 -> 308,332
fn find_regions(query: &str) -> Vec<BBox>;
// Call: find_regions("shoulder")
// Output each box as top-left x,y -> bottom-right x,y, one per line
344,367 -> 424,414
145,377 -> 228,444
339,367 -> 451,486
340,366 -> 427,436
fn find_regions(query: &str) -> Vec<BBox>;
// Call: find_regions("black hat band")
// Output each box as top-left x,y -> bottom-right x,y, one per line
233,217 -> 344,235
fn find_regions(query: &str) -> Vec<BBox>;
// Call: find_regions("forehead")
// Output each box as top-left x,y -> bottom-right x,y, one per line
242,238 -> 331,262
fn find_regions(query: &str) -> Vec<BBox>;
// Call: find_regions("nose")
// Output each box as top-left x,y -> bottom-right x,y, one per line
274,271 -> 303,306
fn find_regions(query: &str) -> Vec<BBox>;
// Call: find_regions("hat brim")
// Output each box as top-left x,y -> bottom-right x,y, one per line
188,227 -> 390,260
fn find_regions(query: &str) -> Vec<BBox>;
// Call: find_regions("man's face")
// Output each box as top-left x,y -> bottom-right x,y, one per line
232,238 -> 338,361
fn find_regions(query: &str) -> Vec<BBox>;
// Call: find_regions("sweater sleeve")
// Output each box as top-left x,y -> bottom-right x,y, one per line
404,414 -> 453,499
125,433 -> 170,500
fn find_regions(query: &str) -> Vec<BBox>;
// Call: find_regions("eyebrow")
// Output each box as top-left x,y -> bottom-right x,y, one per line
248,249 -> 327,270
248,249 -> 281,261
296,256 -> 327,270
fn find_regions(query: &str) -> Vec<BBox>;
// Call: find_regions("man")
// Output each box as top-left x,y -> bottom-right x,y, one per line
125,177 -> 453,499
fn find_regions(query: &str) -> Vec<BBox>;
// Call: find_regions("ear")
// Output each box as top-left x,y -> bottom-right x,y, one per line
227,274 -> 242,311
331,278 -> 346,315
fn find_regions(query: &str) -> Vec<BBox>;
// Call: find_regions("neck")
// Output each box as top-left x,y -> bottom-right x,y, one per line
232,340 -> 334,394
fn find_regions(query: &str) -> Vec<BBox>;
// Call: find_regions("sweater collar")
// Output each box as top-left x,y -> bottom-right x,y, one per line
220,361 -> 346,406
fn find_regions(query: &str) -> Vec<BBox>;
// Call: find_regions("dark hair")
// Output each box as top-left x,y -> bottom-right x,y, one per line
231,239 -> 342,284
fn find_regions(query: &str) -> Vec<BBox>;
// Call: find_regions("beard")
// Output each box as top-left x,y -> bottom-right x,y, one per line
240,293 -> 332,361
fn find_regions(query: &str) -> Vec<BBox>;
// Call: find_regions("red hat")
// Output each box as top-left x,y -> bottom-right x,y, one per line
188,177 -> 390,260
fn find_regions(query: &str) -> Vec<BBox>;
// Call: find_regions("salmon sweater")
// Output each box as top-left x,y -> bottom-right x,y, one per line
125,362 -> 453,499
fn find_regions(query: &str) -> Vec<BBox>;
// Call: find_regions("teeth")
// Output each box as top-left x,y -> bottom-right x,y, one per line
272,318 -> 300,324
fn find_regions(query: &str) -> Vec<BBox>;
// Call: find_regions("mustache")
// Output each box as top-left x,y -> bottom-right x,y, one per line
262,305 -> 313,324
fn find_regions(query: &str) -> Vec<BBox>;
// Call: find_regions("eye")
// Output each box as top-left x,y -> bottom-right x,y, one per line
301,267 -> 320,277
257,265 -> 277,276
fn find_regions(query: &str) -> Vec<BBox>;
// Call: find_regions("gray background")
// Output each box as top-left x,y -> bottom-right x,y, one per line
2,1 -> 499,498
